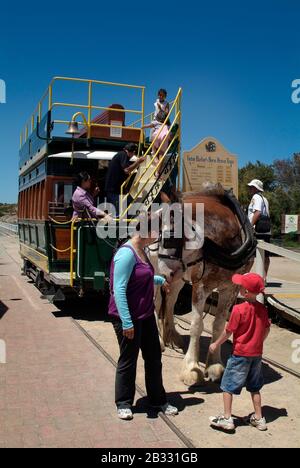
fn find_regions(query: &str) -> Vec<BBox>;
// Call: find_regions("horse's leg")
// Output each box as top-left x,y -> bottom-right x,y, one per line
181,284 -> 210,386
205,284 -> 238,382
159,279 -> 185,349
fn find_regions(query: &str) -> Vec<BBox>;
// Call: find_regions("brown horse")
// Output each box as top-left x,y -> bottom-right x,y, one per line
151,183 -> 256,386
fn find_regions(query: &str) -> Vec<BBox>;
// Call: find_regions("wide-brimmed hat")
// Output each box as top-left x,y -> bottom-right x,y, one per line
247,179 -> 264,192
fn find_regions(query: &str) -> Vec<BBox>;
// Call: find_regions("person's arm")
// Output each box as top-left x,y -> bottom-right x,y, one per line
251,195 -> 264,226
209,328 -> 232,354
79,191 -> 105,218
154,275 -> 171,294
113,248 -> 136,332
124,157 -> 146,175
154,275 -> 166,286
142,123 -> 154,129
251,210 -> 261,227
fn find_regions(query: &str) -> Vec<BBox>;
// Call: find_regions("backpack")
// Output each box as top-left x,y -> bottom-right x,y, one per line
255,194 -> 271,234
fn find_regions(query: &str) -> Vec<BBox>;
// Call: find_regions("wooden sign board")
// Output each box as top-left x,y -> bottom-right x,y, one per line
182,137 -> 238,196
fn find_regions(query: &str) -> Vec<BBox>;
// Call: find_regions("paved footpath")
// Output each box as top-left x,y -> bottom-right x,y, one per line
0,233 -> 185,448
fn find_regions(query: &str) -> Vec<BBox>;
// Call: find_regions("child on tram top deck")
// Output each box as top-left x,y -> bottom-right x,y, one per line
209,273 -> 271,433
154,88 -> 170,119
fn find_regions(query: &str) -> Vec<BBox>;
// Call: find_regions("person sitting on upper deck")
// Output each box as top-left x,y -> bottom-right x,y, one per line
72,172 -> 109,220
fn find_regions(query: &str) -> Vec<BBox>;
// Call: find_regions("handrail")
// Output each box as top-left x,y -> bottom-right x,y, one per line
51,102 -> 143,115
53,119 -> 143,132
256,240 -> 300,262
132,114 -> 179,190
256,239 -> 300,303
119,114 -> 180,220
119,89 -> 182,217
0,222 -> 18,234
20,76 -> 145,149
120,88 -> 181,199
120,88 -> 182,205
119,130 -> 179,220
50,244 -> 71,253
70,218 -> 77,287
48,216 -> 73,225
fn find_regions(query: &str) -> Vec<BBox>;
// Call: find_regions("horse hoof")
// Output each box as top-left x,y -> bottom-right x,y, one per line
181,364 -> 205,387
205,364 -> 225,382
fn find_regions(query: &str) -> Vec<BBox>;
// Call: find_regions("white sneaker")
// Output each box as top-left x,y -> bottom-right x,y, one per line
209,414 -> 235,431
117,408 -> 133,420
249,414 -> 267,431
159,403 -> 178,416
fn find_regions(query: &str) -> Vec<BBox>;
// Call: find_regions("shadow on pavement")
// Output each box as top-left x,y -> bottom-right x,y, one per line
134,391 -> 205,417
51,295 -> 111,322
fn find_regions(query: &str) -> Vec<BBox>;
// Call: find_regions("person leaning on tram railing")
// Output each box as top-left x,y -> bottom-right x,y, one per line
72,171 -> 112,222
104,143 -> 146,216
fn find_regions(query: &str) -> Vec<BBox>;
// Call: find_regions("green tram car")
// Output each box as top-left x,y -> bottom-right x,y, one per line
18,77 -> 182,301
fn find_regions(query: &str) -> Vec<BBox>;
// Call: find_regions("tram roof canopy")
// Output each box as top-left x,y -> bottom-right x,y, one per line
48,151 -> 138,162
48,151 -> 117,160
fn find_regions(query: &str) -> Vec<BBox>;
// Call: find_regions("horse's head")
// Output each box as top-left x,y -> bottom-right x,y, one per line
156,202 -> 205,283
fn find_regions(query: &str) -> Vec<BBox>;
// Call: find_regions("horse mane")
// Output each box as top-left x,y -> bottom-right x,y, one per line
177,182 -> 225,202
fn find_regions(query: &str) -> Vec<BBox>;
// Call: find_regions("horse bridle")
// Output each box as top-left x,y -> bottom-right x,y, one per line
147,233 -> 205,284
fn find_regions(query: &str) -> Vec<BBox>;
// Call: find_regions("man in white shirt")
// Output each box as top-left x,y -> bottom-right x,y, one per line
248,179 -> 271,280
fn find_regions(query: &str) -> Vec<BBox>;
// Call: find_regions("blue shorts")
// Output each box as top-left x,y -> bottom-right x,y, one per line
220,355 -> 264,395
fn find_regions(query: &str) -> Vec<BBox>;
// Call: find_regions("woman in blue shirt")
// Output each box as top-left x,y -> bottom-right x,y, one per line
108,220 -> 178,420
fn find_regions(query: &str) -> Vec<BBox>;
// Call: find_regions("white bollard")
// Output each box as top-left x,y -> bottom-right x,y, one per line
256,241 -> 265,304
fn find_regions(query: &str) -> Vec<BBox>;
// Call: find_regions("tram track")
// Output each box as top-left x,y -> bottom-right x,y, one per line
71,318 -> 196,449
71,311 -> 300,450
174,314 -> 300,380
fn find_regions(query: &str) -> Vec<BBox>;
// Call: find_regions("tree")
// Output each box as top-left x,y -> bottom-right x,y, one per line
273,153 -> 300,188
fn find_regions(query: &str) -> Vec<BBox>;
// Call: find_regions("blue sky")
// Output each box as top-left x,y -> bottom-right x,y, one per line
0,0 -> 300,202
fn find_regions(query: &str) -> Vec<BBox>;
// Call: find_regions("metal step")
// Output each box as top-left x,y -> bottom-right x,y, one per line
48,272 -> 71,285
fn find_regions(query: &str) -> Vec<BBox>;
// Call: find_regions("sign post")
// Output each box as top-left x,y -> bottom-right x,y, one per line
182,137 -> 238,196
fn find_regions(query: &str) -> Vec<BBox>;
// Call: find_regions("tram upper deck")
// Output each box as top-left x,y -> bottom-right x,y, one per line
19,76 -> 146,172
17,77 -> 182,298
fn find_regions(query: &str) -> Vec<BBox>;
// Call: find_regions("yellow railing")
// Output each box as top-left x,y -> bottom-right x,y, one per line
119,88 -> 182,218
20,76 -> 145,148
70,218 -> 77,287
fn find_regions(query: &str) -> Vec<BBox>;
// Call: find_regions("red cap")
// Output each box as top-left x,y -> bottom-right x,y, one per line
232,273 -> 265,294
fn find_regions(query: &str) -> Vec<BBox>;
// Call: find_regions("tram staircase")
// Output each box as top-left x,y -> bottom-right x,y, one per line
119,88 -> 182,219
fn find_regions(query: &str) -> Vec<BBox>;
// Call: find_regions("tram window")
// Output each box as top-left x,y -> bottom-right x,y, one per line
37,225 -> 46,250
19,225 -> 25,242
29,225 -> 37,247
54,182 -> 73,204
24,225 -> 29,243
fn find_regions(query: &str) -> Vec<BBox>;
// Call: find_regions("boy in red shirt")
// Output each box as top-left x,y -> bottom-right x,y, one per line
209,273 -> 270,432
